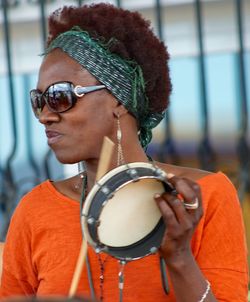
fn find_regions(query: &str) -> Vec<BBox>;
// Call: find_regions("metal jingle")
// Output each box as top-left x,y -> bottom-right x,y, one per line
127,168 -> 139,181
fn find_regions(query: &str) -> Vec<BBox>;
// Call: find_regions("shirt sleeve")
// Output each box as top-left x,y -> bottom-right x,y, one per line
193,173 -> 249,302
0,197 -> 39,298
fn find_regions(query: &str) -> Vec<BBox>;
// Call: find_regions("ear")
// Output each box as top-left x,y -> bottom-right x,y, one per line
113,103 -> 128,118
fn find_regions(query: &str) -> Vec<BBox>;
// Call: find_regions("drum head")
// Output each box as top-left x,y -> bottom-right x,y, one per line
81,162 -> 173,260
98,178 -> 163,247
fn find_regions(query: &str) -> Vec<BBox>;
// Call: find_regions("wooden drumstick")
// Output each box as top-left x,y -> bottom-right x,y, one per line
68,239 -> 88,297
68,136 -> 115,297
95,136 -> 115,181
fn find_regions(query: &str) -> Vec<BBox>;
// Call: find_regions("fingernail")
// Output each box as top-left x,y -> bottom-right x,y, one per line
167,173 -> 175,179
154,193 -> 161,199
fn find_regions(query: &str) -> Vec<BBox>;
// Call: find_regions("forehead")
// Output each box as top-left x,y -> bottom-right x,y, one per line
37,49 -> 97,90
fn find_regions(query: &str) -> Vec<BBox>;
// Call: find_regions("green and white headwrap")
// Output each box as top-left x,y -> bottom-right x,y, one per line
45,27 -> 165,148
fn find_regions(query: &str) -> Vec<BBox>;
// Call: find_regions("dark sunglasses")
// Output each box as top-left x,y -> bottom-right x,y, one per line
30,81 -> 106,118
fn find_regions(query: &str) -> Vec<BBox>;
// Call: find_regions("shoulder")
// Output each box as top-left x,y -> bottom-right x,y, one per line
12,177 -> 80,224
16,177 -> 77,208
155,161 -> 235,189
4,181 -> 52,246
155,162 -> 239,208
15,180 -> 53,209
9,180 -> 59,226
155,161 -> 213,182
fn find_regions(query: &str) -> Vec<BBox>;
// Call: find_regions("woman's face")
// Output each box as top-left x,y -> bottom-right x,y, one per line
36,49 -> 118,164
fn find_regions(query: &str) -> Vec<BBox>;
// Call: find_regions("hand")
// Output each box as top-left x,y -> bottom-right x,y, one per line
155,175 -> 203,265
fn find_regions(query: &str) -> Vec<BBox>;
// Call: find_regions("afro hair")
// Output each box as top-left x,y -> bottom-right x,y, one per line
47,3 -> 172,113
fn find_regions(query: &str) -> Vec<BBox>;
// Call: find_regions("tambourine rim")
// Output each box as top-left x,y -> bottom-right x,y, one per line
81,162 -> 168,257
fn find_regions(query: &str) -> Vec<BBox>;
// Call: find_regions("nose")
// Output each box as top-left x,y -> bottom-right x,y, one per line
38,104 -> 60,125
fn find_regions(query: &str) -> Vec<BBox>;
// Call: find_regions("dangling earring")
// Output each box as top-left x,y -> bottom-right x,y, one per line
116,114 -> 125,166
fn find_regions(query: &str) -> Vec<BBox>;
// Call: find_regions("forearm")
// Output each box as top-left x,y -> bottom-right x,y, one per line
166,251 -> 217,302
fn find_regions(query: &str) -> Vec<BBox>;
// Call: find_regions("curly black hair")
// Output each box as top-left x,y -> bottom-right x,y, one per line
47,3 -> 172,113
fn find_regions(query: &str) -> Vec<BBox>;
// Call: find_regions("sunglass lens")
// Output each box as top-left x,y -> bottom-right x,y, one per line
46,83 -> 74,113
30,90 -> 43,118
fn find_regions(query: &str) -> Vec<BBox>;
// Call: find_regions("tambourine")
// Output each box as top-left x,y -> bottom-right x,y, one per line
81,162 -> 174,261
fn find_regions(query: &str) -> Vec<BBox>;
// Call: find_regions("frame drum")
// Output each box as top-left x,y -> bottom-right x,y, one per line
81,162 -> 174,261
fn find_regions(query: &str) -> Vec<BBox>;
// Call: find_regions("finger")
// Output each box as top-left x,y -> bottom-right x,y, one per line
166,176 -> 201,208
178,178 -> 203,219
157,193 -> 189,224
164,176 -> 203,225
155,195 -> 195,241
154,194 -> 180,228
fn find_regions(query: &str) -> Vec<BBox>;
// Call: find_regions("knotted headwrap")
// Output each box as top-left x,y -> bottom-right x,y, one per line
45,27 -> 165,148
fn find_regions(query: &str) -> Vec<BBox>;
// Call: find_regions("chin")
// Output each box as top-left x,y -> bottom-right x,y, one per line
54,152 -> 82,165
52,145 -> 98,164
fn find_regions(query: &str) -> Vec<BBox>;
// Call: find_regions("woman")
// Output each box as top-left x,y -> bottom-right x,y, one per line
0,3 -> 248,302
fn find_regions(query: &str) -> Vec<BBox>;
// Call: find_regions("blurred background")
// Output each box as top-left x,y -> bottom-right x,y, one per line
0,0 -> 249,282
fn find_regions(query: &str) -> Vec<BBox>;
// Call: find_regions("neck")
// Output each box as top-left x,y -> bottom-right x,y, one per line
84,138 -> 149,190
80,113 -> 150,191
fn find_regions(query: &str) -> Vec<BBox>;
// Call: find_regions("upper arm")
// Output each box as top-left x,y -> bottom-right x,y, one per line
193,173 -> 248,301
0,201 -> 38,297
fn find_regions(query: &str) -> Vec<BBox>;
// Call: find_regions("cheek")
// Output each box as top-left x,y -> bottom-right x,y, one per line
72,107 -> 115,141
51,107 -> 115,163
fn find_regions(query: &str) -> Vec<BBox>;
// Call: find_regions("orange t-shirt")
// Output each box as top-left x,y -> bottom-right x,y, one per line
0,172 -> 248,301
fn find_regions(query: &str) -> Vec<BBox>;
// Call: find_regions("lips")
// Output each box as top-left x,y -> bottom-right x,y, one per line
45,130 -> 63,145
